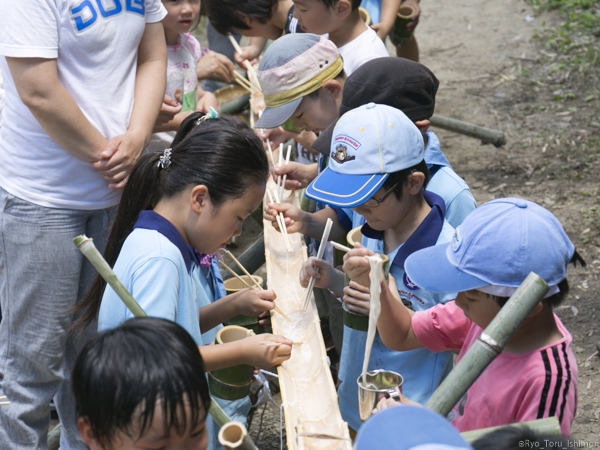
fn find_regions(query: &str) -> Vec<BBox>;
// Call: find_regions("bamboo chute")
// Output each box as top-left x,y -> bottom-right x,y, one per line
263,185 -> 351,449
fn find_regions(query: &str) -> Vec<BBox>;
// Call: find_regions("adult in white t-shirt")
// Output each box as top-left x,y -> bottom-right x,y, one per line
0,1 -> 167,448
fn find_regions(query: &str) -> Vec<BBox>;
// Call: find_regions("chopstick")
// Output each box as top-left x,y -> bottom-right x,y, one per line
302,218 -> 333,310
233,77 -> 252,93
218,260 -> 254,289
266,189 -> 292,253
222,250 -> 291,321
227,34 -> 260,89
232,72 -> 254,93
330,241 -> 352,253
278,144 -> 292,202
260,341 -> 303,347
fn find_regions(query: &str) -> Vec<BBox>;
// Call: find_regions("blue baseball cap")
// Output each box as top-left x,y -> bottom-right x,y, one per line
405,198 -> 575,294
355,406 -> 472,450
305,103 -> 424,208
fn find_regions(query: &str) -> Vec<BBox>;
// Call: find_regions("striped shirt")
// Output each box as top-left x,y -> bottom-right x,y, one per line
413,301 -> 577,435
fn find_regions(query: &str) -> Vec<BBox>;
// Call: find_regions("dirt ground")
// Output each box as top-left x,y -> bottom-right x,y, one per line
226,0 -> 600,447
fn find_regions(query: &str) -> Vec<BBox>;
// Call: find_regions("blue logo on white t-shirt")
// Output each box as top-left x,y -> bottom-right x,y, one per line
71,0 -> 145,32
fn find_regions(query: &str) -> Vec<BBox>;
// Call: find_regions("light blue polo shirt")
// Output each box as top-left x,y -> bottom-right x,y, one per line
98,210 -> 207,345
425,131 -> 477,228
337,191 -> 456,431
197,257 -> 253,450
98,211 -> 251,450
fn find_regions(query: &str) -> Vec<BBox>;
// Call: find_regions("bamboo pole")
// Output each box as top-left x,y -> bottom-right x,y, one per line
74,235 -> 147,318
430,114 -> 506,147
460,417 -> 561,444
425,272 -> 549,416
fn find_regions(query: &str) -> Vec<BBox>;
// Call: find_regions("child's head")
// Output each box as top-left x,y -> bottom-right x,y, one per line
292,0 -> 361,35
405,198 -> 582,326
162,0 -> 201,44
121,112 -> 268,253
255,33 -> 345,132
305,103 -> 428,230
73,317 -> 210,450
354,405 -> 472,450
312,57 -> 440,155
75,113 -> 268,331
205,0 -> 282,39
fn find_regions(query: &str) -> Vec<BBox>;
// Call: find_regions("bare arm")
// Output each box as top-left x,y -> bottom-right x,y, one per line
198,334 -> 292,372
198,288 -> 276,332
5,57 -> 108,162
372,0 -> 402,40
377,275 -> 424,351
92,22 -> 167,188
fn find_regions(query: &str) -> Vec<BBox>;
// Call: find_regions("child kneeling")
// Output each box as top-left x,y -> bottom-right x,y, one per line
73,317 -> 211,450
363,197 -> 582,435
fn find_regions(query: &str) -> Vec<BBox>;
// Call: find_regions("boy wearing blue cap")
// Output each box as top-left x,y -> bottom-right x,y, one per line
303,103 -> 456,435
363,198 -> 580,435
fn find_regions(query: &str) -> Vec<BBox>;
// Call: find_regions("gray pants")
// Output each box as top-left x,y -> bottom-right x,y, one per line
0,187 -> 115,449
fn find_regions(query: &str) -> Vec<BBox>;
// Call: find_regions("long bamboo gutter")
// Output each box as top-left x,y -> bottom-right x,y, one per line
264,184 -> 352,450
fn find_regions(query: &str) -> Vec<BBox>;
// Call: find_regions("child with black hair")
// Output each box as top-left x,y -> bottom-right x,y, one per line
149,0 -> 225,153
365,198 -> 581,435
74,113 -> 292,448
74,317 -> 211,450
301,103 -> 456,435
205,0 -> 303,41
291,0 -> 388,75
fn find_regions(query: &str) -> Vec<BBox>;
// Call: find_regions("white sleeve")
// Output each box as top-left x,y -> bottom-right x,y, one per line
145,0 -> 167,23
0,0 -> 59,58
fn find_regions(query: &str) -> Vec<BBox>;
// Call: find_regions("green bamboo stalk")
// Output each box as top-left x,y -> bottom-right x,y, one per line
48,424 -> 61,450
218,421 -> 252,450
210,403 -> 258,450
425,272 -> 549,416
74,235 -> 147,318
460,417 -> 561,444
430,114 -> 507,147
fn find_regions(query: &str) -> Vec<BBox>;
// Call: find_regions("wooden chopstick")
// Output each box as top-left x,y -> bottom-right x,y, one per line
266,189 -> 292,252
218,260 -> 254,289
330,241 -> 352,253
302,218 -> 333,310
227,35 -> 260,89
222,250 -> 291,321
233,71 -> 254,91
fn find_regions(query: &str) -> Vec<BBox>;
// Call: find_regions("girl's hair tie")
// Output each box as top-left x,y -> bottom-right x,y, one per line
157,148 -> 172,170
195,107 -> 219,126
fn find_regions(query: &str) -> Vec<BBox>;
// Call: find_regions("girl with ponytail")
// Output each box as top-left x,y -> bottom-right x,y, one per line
75,112 -> 292,372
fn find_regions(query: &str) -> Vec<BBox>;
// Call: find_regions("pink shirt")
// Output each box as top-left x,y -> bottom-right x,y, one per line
412,301 -> 577,435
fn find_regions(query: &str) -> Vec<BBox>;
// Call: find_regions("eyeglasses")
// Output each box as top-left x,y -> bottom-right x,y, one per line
362,182 -> 400,208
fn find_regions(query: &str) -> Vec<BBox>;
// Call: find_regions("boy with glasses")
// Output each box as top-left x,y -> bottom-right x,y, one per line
300,103 -> 456,436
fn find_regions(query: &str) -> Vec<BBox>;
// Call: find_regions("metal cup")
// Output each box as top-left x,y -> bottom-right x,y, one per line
357,369 -> 404,421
